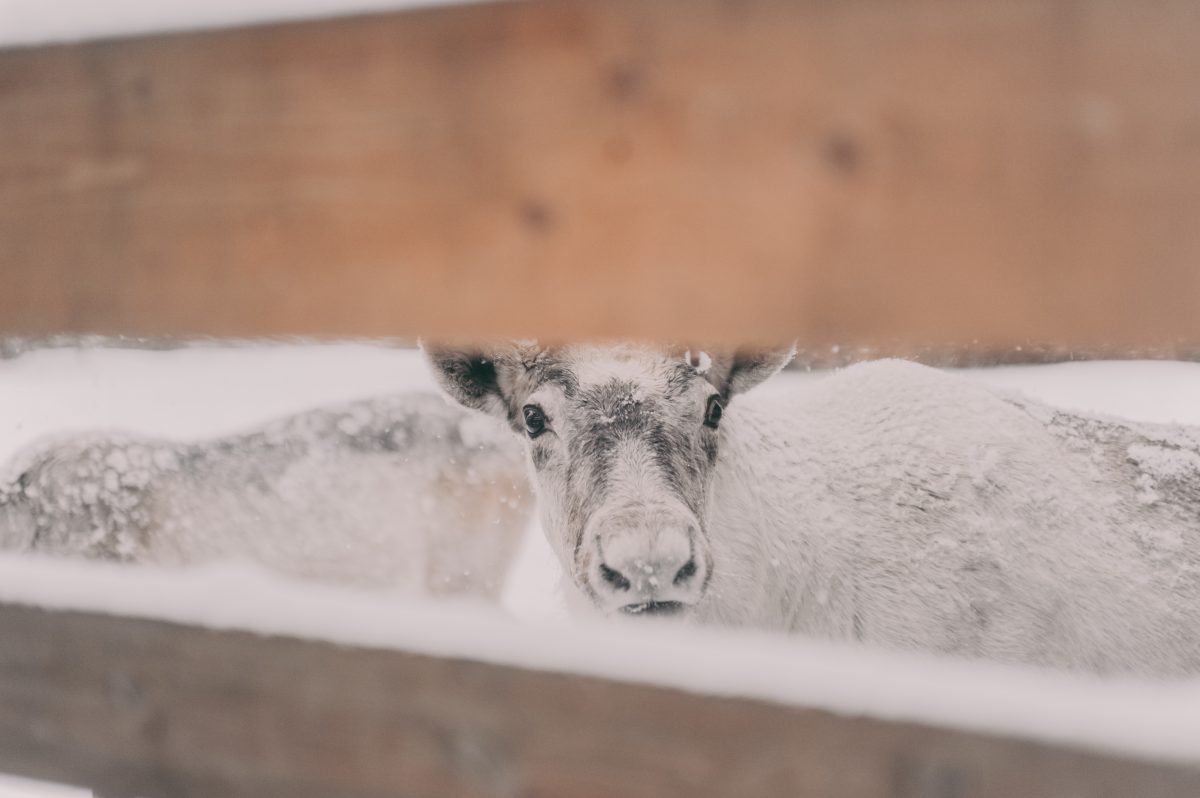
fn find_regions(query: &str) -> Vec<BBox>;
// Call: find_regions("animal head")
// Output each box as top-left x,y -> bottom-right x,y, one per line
424,342 -> 794,618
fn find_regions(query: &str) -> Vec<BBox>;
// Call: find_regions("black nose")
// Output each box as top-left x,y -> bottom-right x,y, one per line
621,601 -> 686,617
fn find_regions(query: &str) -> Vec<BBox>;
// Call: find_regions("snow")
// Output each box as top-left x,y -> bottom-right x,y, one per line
0,343 -> 435,457
0,0 -> 497,49
4,342 -> 1200,791
0,776 -> 87,798
1127,443 -> 1200,481
962,359 -> 1200,426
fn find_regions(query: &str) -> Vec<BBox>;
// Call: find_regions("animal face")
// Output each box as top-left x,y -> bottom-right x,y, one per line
425,342 -> 793,617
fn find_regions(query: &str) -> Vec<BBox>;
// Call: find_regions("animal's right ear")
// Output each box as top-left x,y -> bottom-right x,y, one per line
703,343 -> 797,401
421,343 -> 514,420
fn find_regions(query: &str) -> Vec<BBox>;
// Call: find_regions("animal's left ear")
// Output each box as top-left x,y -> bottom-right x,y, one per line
704,343 -> 796,401
421,342 -> 520,421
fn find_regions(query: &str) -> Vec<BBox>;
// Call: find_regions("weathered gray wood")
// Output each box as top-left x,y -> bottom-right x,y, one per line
2,0 -> 1200,346
0,603 -> 1197,798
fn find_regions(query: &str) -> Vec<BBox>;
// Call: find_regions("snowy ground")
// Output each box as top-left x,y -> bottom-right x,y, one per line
3,343 -> 1200,795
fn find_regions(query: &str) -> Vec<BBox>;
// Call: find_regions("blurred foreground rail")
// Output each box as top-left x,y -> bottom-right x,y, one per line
1,604 -> 1199,798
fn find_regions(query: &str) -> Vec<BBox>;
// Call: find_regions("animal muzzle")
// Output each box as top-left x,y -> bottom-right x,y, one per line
583,507 -> 709,615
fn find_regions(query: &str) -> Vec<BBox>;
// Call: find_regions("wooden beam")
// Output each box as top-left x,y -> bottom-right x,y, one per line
0,603 -> 1197,798
2,0 -> 1200,345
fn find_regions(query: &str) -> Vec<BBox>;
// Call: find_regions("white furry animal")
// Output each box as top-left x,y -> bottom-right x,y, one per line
0,393 -> 532,599
427,343 -> 1200,675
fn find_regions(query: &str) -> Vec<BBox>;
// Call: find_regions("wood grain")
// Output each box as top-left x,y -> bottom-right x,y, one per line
0,603 -> 1197,798
2,0 -> 1199,346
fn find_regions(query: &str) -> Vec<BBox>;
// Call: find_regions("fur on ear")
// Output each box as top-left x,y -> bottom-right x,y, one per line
421,343 -> 514,420
703,343 -> 796,400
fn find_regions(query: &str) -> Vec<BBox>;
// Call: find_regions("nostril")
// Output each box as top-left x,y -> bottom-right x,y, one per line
673,558 -> 698,586
600,563 -> 631,591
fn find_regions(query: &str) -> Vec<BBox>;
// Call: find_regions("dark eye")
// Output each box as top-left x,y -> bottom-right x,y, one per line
704,395 -> 723,429
523,404 -> 547,438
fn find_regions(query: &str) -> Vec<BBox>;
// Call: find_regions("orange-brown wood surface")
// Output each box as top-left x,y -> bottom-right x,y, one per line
1,604 -> 1198,798
2,0 -> 1200,345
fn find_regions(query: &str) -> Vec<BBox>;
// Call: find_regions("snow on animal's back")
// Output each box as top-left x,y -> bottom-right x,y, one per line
789,359 -> 1044,443
0,393 -> 535,599
728,359 -> 1060,502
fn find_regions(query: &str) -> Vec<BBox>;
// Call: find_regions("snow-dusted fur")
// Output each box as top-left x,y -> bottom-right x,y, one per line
0,393 -> 532,599
427,343 -> 1200,676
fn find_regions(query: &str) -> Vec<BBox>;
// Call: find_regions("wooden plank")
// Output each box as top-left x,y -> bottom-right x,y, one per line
0,604 -> 1197,798
2,0 -> 1200,346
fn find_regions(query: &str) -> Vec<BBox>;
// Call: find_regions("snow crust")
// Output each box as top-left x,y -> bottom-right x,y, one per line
0,0 -> 497,49
1128,443 -> 1200,481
